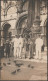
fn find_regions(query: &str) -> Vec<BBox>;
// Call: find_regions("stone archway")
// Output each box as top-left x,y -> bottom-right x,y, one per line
1,22 -> 11,45
16,13 -> 28,36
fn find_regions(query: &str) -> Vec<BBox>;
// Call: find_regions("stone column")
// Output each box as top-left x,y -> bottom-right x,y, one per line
27,0 -> 35,28
33,0 -> 41,34
35,0 -> 40,18
27,0 -> 35,58
1,30 -> 4,46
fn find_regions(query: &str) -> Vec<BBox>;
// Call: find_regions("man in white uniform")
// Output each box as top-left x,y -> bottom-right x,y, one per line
35,34 -> 43,59
12,35 -> 19,58
19,35 -> 23,58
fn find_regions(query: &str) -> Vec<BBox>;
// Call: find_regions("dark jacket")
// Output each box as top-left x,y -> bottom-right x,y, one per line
5,42 -> 11,53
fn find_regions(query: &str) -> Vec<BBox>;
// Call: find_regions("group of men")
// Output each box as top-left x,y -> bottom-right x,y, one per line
12,34 -> 43,60
0,34 -> 44,60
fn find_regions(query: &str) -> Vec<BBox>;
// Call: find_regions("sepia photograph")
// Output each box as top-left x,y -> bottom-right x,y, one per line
0,0 -> 47,80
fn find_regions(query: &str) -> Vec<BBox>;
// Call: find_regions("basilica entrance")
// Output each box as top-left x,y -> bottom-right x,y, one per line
2,23 -> 11,43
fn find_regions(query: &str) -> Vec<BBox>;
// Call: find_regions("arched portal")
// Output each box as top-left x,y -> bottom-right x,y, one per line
2,22 -> 11,43
16,14 -> 28,36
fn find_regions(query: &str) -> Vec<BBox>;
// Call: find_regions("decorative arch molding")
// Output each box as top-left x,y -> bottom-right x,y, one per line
5,0 -> 28,15
5,3 -> 16,15
16,11 -> 28,29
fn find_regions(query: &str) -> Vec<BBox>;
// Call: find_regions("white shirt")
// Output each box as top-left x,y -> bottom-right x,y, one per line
35,38 -> 43,48
19,37 -> 23,47
12,38 -> 19,47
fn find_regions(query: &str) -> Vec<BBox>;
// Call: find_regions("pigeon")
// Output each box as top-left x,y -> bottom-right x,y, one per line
13,60 -> 16,64
0,66 -> 2,70
7,62 -> 11,65
3,63 -> 6,66
11,70 -> 16,75
16,64 -> 21,67
17,69 -> 20,72
28,64 -> 31,68
31,66 -> 34,69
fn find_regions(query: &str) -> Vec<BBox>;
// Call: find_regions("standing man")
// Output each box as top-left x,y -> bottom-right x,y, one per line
5,40 -> 11,58
10,41 -> 14,57
19,35 -> 23,58
12,35 -> 19,58
35,34 -> 43,60
28,38 -> 34,59
12,35 -> 18,58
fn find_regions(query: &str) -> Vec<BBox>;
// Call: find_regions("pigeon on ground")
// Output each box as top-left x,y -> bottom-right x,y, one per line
16,64 -> 21,67
31,66 -> 34,69
3,63 -> 6,66
7,62 -> 11,65
16,63 -> 23,67
28,64 -> 31,68
13,60 -> 16,64
11,70 -> 16,75
17,69 -> 20,72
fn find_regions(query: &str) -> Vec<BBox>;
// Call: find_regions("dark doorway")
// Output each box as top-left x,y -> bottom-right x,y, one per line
3,23 -> 11,42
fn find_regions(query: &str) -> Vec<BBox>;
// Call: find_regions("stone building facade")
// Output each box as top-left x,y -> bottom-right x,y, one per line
1,0 -> 47,56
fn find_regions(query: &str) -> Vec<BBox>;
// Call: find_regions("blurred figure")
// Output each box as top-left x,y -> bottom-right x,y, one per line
35,34 -> 43,59
28,38 -> 34,59
0,43 -> 4,58
12,35 -> 19,58
1,43 -> 5,57
5,40 -> 11,58
10,41 -> 14,57
19,35 -> 23,58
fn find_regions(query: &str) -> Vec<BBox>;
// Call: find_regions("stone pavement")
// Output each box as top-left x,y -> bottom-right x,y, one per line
15,57 -> 47,63
0,57 -> 47,80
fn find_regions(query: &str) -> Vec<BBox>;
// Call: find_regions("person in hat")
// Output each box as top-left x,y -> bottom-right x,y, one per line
35,34 -> 43,60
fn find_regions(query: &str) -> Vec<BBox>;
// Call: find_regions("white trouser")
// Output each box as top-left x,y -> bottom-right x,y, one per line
14,47 -> 19,57
14,47 -> 16,57
19,46 -> 22,57
36,46 -> 41,59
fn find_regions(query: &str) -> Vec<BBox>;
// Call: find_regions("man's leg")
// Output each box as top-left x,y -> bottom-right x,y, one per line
8,53 -> 10,58
19,47 -> 21,57
14,47 -> 16,57
39,48 -> 41,59
36,49 -> 38,59
6,52 -> 7,58
17,47 -> 19,58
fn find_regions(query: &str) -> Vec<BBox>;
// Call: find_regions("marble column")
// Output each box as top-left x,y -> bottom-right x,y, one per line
35,0 -> 40,18
27,0 -> 35,28
0,29 -> 3,46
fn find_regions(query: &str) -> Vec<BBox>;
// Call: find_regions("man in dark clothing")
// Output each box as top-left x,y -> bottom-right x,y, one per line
29,38 -> 34,59
5,40 -> 11,58
1,45 -> 4,57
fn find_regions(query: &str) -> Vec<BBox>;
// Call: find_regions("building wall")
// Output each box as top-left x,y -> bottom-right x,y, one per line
1,0 -> 47,46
